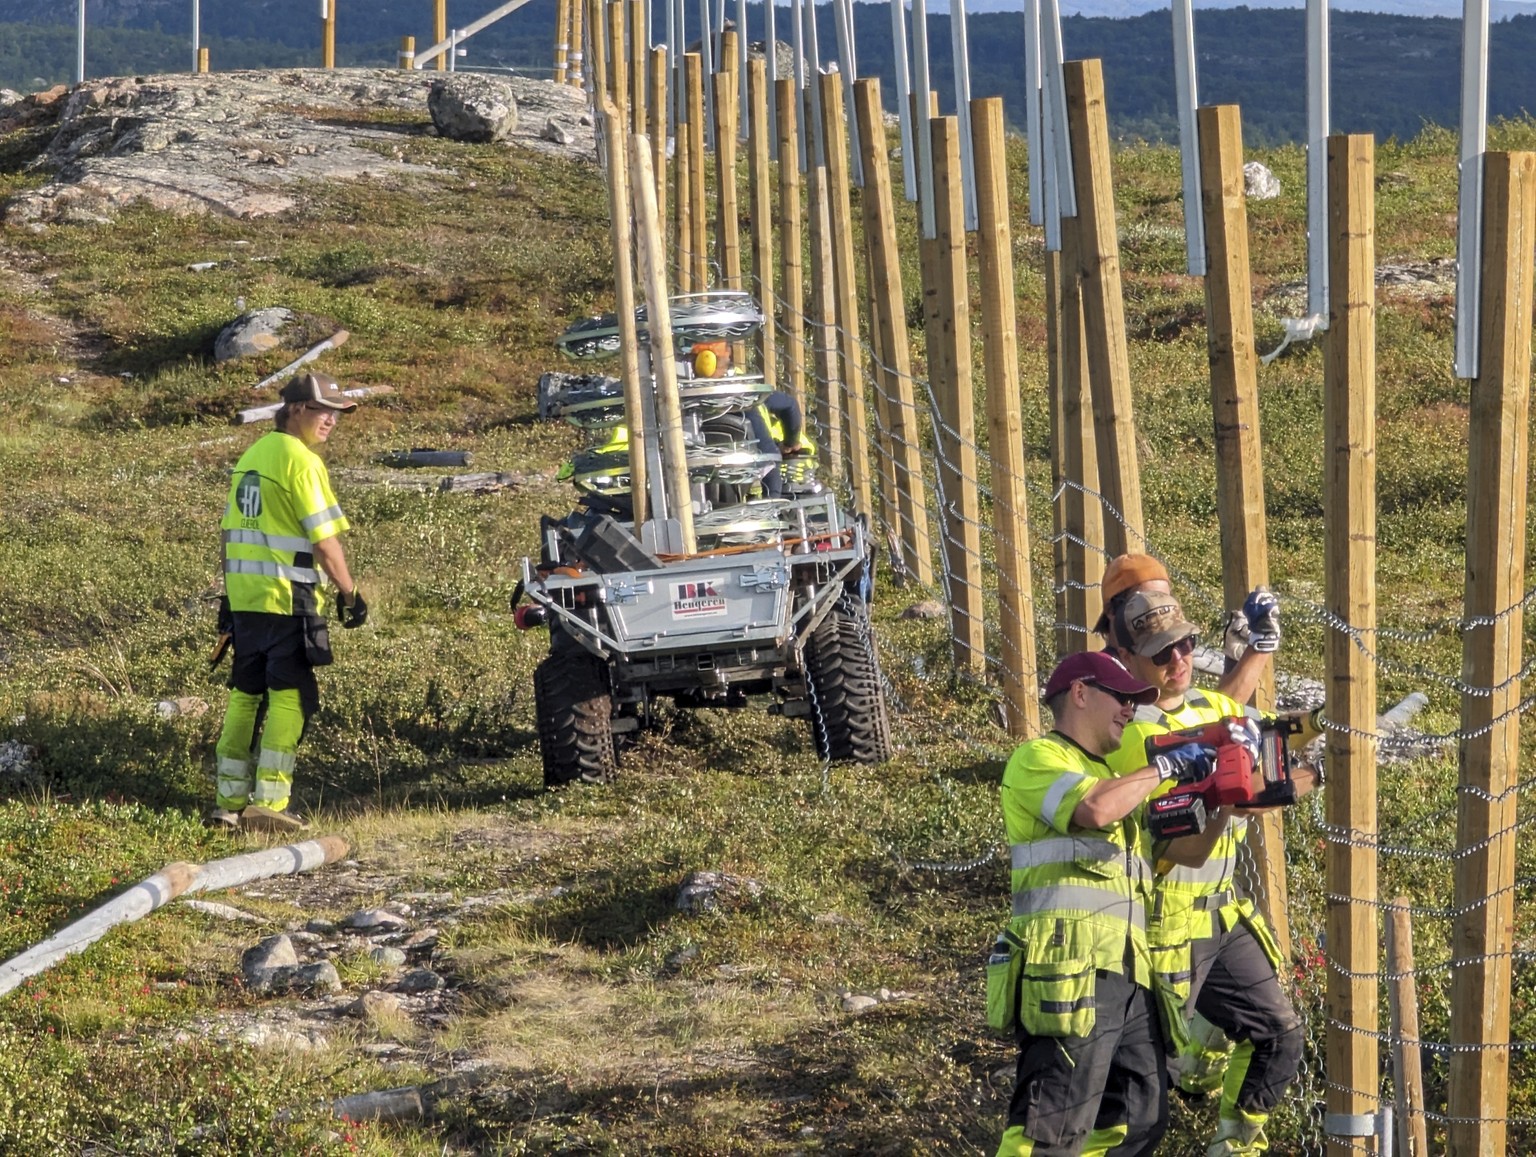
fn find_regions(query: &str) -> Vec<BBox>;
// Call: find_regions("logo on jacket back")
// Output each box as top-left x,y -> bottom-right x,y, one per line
672,578 -> 726,618
235,471 -> 263,521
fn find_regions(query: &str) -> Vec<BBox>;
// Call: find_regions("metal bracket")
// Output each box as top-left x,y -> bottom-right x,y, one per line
1324,1112 -> 1380,1137
739,563 -> 789,591
602,578 -> 654,605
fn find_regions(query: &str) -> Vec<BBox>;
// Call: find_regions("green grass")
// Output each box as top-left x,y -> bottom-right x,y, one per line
3,91 -> 1536,1154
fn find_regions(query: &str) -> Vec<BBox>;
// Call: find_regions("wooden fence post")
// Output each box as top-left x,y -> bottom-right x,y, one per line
673,67 -> 693,292
1323,131 -> 1379,1157
568,0 -> 584,85
1386,898 -> 1430,1157
713,62 -> 742,295
1448,148 -> 1536,1157
747,59 -> 776,383
435,0 -> 447,71
685,53 -> 708,291
854,77 -> 933,588
972,96 -> 1039,736
1063,59 -> 1144,556
607,3 -> 627,124
628,0 -> 646,135
587,0 -> 608,104
926,115 -> 986,675
775,78 -> 806,405
555,0 -> 571,81
603,102 -> 648,530
1197,102 -> 1291,960
818,72 -> 874,519
1046,251 -> 1071,658
631,135 -> 697,554
1055,232 -> 1105,655
198,45 -> 211,73
322,0 -> 336,68
806,111 -> 842,476
650,46 -> 667,229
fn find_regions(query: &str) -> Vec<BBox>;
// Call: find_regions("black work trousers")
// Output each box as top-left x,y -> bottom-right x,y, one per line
1005,969 -> 1169,1157
1189,917 -> 1304,1115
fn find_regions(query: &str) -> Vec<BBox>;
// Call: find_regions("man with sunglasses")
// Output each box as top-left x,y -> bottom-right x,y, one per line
210,372 -> 369,834
1105,590 -> 1318,1157
994,650 -> 1231,1157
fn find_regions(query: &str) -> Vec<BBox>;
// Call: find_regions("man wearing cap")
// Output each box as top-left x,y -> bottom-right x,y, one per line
1094,552 -> 1279,705
993,650 -> 1230,1157
210,372 -> 369,834
1104,590 -> 1317,1157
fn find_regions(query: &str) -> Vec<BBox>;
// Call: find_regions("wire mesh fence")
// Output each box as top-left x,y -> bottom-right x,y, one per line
573,28 -> 1536,1150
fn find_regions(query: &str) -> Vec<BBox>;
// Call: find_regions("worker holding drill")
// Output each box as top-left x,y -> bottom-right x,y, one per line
991,650 -> 1232,1157
1101,576 -> 1320,1157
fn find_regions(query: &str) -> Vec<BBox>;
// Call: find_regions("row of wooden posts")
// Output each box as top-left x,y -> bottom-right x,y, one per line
575,3 -> 1535,1153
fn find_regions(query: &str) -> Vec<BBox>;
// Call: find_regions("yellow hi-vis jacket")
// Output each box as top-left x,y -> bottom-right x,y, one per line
998,732 -> 1156,1038
761,406 -> 816,456
221,431 -> 349,617
1106,688 -> 1282,996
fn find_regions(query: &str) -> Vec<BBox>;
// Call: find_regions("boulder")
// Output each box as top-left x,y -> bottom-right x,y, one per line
429,75 -> 519,143
1244,161 -> 1281,201
214,308 -> 297,363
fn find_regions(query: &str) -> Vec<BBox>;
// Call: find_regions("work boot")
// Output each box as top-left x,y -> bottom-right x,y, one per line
203,808 -> 241,832
239,805 -> 310,835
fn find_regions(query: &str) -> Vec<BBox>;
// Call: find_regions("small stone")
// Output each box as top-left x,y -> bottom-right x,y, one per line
841,994 -> 879,1014
900,599 -> 945,621
812,912 -> 849,925
675,870 -> 764,914
345,908 -> 409,933
370,946 -> 408,968
349,990 -> 404,1021
876,987 -> 893,1002
403,928 -> 439,951
665,945 -> 700,969
395,968 -> 445,994
542,116 -> 575,146
305,917 -> 337,934
241,934 -> 298,984
1244,161 -> 1281,200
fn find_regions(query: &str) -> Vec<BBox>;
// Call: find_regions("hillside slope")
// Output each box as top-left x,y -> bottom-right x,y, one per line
1,68 -> 1533,1155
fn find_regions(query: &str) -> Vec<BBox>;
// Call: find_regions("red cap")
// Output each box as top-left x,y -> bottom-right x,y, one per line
1042,650 -> 1158,705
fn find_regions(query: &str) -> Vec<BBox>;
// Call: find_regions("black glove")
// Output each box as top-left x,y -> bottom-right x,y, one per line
1242,588 -> 1281,654
340,588 -> 368,629
1153,742 -> 1218,785
216,595 -> 233,636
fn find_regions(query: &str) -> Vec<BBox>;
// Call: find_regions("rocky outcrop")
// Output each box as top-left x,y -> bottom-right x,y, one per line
2,68 -> 594,226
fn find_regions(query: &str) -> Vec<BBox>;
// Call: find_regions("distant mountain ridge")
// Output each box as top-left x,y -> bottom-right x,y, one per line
5,1 -> 1536,146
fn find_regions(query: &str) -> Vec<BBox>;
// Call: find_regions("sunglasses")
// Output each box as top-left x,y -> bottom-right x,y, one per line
1150,636 -> 1197,667
1080,680 -> 1142,708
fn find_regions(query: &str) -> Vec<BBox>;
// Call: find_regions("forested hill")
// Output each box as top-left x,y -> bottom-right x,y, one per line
4,1 -> 1536,144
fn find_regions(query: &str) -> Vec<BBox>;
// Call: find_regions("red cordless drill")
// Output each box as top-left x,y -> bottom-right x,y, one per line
1144,722 -> 1259,839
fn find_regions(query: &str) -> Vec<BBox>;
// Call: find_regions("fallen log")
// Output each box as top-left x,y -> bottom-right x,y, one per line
0,835 -> 349,999
251,329 -> 350,391
236,385 -> 393,425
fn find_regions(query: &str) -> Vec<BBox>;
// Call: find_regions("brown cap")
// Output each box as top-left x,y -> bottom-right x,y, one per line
1092,553 -> 1171,636
1113,590 -> 1200,658
279,371 -> 358,412
1042,650 -> 1159,706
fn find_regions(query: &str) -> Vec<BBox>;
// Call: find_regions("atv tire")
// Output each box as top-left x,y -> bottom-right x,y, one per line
804,596 -> 893,764
534,649 -> 617,788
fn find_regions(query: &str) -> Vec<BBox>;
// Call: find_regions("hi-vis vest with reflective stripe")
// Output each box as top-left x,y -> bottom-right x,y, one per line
1001,733 -> 1156,987
760,406 -> 816,456
221,430 -> 349,617
1108,688 -> 1269,931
